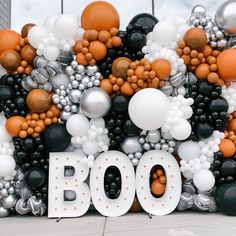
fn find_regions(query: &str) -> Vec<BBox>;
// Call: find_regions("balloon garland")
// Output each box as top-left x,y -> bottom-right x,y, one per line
2,0 -> 236,217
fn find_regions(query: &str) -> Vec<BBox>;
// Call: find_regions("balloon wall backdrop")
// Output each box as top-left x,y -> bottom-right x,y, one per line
1,0 -> 236,217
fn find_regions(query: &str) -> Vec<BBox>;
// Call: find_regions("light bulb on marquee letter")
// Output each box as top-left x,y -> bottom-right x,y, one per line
48,152 -> 91,218
136,150 -> 182,215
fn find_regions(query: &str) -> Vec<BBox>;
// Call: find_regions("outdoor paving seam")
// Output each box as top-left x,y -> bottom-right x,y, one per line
103,222 -> 236,233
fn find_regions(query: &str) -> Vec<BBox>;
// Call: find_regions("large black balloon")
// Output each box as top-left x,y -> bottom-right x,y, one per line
216,181 -> 236,215
24,167 -> 47,190
42,124 -> 71,152
129,13 -> 158,33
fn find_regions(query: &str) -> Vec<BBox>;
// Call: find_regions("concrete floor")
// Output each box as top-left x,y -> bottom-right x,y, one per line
0,211 -> 235,236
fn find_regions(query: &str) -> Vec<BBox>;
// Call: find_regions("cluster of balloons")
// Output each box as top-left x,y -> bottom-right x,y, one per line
1,0 -> 236,217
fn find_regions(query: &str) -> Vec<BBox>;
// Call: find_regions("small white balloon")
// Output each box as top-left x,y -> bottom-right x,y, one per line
0,154 -> 15,177
182,171 -> 193,179
66,114 -> 90,137
193,169 -> 215,191
128,88 -> 170,130
44,45 -> 60,61
83,140 -> 98,155
178,141 -> 200,161
170,119 -> 191,140
90,118 -> 105,128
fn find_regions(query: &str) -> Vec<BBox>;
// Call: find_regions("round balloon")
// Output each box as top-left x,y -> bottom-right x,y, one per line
128,88 -> 170,130
178,141 -> 200,161
24,167 -> 47,189
81,1 -> 120,31
129,13 -> 158,33
0,154 -> 16,177
0,50 -> 21,71
80,87 -> 111,118
66,114 -> 90,137
215,0 -> 236,36
193,169 -> 215,191
0,29 -> 22,55
42,124 -> 71,152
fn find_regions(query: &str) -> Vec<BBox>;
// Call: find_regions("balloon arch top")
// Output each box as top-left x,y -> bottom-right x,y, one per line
1,0 -> 236,217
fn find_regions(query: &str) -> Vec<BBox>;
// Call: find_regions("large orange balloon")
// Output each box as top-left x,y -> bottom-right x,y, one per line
217,49 -> 236,81
21,44 -> 36,64
81,1 -> 120,31
0,29 -> 22,55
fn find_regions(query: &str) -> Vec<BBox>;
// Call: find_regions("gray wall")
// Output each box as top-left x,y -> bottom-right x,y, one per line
0,0 -> 10,75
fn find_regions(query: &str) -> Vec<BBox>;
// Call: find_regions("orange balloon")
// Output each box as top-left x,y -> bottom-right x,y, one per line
88,41 -> 107,60
151,179 -> 166,195
21,44 -> 36,64
100,79 -> 113,94
6,116 -> 26,137
0,29 -> 22,55
217,49 -> 236,82
228,119 -> 236,132
219,139 -> 236,158
112,57 -> 132,78
0,50 -> 21,71
21,23 -> 35,38
26,89 -> 51,113
151,59 -> 171,80
81,1 -> 120,31
195,63 -> 210,80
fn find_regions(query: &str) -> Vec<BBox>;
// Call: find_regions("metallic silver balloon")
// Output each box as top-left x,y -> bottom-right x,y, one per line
146,130 -> 161,143
0,207 -> 9,217
60,111 -> 73,121
80,87 -> 111,118
121,137 -> 143,154
215,0 -> 236,36
2,194 -> 17,209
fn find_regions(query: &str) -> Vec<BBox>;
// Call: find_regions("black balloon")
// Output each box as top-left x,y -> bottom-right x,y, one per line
0,85 -> 14,102
196,123 -> 214,139
104,166 -> 121,199
42,124 -> 71,152
221,159 -> 236,177
216,181 -> 236,216
126,30 -> 147,52
129,13 -> 158,33
209,98 -> 228,112
24,167 -> 47,190
112,94 -> 129,112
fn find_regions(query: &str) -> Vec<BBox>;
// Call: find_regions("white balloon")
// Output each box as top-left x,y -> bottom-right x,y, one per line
90,118 -> 105,128
182,171 -> 193,179
66,114 -> 90,137
43,45 -> 60,61
55,14 -> 78,40
128,88 -> 170,130
170,119 -> 191,140
0,125 -> 11,145
181,106 -> 193,119
178,141 -> 200,161
43,15 -> 57,32
193,170 -> 215,191
83,140 -> 98,155
28,26 -> 48,49
0,154 -> 15,177
153,21 -> 176,46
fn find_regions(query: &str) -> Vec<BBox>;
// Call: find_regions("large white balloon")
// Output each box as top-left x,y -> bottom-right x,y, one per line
153,21 -> 176,46
128,88 -> 170,130
28,26 -> 48,49
193,170 -> 215,191
43,15 -> 57,32
55,15 -> 78,40
66,114 -> 90,137
170,119 -> 191,140
0,154 -> 15,177
178,141 -> 200,161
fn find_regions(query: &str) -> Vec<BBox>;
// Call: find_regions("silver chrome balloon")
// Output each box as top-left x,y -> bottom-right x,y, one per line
80,87 -> 111,118
121,137 -> 143,154
215,0 -> 236,36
